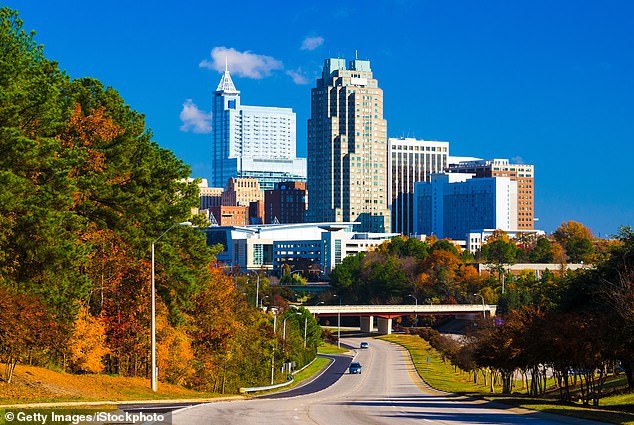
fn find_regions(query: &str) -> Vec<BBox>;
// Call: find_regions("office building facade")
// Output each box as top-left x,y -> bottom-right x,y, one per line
447,159 -> 534,229
388,138 -> 449,235
203,222 -> 398,274
264,181 -> 307,224
414,173 -> 518,240
307,58 -> 390,232
211,66 -> 306,190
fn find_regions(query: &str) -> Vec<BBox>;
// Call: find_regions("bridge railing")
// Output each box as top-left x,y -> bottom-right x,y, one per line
305,304 -> 496,315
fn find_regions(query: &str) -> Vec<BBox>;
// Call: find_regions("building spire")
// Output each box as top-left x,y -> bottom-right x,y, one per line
216,58 -> 239,94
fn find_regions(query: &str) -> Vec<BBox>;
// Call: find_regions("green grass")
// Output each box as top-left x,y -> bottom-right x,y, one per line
246,356 -> 331,396
378,334 -> 634,425
292,357 -> 331,385
317,342 -> 349,355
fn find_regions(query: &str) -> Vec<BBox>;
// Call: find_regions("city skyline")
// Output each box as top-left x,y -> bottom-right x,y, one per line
7,0 -> 633,236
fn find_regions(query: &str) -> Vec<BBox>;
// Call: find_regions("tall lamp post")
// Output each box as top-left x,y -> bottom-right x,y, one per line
253,272 -> 261,309
270,307 -> 278,385
303,315 -> 308,348
151,221 -> 192,392
333,295 -> 342,349
474,293 -> 486,318
260,295 -> 269,309
282,311 -> 302,341
408,294 -> 418,327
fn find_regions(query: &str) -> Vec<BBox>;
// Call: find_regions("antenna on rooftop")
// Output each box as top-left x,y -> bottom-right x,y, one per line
355,49 -> 358,60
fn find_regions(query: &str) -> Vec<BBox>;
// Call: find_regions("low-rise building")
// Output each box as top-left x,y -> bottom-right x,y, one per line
203,222 -> 398,274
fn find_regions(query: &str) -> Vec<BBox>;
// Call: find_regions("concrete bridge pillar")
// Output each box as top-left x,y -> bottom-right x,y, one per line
377,317 -> 393,335
360,316 -> 374,332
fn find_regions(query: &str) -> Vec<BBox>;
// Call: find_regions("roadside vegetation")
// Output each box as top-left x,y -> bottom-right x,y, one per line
317,342 -> 349,355
380,334 -> 634,425
0,364 -> 221,405
0,7 -> 320,397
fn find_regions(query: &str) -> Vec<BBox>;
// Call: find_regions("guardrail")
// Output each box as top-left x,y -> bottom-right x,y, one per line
239,376 -> 294,394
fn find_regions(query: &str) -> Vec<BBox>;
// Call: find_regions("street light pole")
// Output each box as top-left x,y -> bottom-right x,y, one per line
474,293 -> 486,318
253,272 -> 260,309
333,295 -> 342,349
283,311 -> 303,341
303,315 -> 308,348
151,221 -> 191,392
408,294 -> 418,327
271,307 -> 278,385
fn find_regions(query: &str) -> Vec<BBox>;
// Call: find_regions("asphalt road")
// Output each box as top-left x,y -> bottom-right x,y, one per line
258,352 -> 353,400
161,336 -> 608,425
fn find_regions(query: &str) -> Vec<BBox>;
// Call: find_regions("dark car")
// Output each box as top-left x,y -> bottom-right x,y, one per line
360,342 -> 369,349
349,362 -> 362,374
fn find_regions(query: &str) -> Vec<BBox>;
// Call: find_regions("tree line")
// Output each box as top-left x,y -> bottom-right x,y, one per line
0,7 -> 319,393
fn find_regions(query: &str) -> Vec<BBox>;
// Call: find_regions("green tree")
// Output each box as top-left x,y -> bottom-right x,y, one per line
479,233 -> 517,293
553,220 -> 595,263
529,237 -> 554,263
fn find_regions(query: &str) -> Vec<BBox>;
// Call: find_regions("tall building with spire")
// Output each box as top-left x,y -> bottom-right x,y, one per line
211,65 -> 306,190
307,58 -> 390,232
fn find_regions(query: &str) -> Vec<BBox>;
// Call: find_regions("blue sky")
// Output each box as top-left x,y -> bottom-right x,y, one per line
6,0 -> 633,236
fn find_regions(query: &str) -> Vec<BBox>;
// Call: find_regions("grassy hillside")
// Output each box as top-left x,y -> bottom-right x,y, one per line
0,364 -> 221,405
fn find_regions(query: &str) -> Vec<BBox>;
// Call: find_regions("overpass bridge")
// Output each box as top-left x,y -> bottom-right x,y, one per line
305,304 -> 496,334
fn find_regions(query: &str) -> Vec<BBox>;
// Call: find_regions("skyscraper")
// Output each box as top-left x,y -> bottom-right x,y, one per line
388,137 -> 449,235
211,65 -> 306,190
307,58 -> 389,232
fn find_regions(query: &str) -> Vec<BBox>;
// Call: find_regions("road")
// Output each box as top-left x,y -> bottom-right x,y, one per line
163,336 -> 608,425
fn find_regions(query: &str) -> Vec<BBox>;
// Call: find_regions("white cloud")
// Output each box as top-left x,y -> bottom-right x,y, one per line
286,68 -> 310,85
301,36 -> 324,51
199,46 -> 283,79
179,99 -> 211,134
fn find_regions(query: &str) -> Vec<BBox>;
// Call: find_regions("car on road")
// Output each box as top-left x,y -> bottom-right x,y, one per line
349,362 -> 362,374
360,342 -> 369,349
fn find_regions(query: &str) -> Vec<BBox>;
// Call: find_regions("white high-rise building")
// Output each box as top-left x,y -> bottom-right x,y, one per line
388,138 -> 449,235
211,66 -> 306,190
413,173 -> 518,240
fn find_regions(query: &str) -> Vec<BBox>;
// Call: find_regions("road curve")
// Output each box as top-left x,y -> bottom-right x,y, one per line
258,353 -> 352,399
166,336 -> 609,425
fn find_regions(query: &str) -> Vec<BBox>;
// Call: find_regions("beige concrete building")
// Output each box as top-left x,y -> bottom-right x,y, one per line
199,186 -> 224,209
221,177 -> 264,207
307,58 -> 390,232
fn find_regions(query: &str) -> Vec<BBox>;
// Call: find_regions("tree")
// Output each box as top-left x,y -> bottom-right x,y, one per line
596,226 -> 634,388
0,288 -> 60,382
553,220 -> 595,263
67,306 -> 109,373
430,239 -> 459,256
479,232 -> 517,293
529,237 -> 554,263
